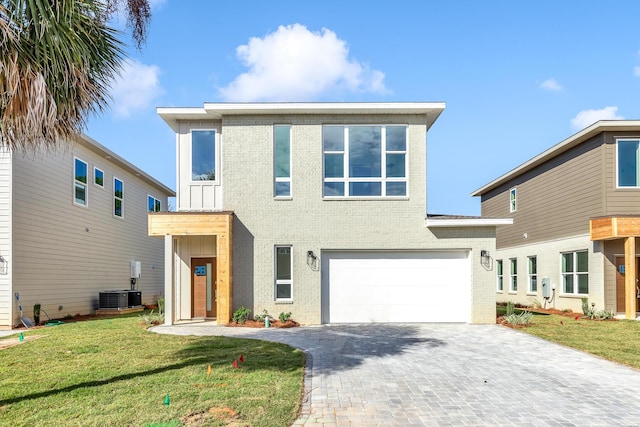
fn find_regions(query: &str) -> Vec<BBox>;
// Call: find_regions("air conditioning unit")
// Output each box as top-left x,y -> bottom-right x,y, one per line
99,291 -> 129,310
125,290 -> 142,307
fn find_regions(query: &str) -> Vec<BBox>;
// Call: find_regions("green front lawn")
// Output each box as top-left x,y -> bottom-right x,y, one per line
512,312 -> 640,369
0,314 -> 304,426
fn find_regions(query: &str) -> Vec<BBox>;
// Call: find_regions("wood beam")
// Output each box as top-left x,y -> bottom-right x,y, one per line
215,215 -> 233,325
625,236 -> 637,320
149,212 -> 233,236
591,216 -> 640,241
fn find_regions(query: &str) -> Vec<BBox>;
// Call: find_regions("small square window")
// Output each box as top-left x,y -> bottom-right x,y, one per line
94,167 -> 104,187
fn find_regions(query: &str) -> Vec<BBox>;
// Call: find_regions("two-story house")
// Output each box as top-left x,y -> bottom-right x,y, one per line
0,134 -> 174,329
473,121 -> 640,319
150,102 -> 511,325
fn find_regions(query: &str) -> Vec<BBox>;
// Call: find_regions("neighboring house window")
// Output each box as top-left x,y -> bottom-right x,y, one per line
275,246 -> 292,300
528,256 -> 537,293
148,195 -> 161,213
274,125 -> 291,197
74,157 -> 88,207
617,139 -> 640,187
114,178 -> 124,218
509,258 -> 517,292
562,250 -> 588,295
323,125 -> 407,197
94,167 -> 104,187
509,187 -> 517,212
496,259 -> 504,292
192,130 -> 216,181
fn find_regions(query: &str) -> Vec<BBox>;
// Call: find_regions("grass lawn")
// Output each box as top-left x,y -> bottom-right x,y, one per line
0,313 -> 304,426
510,311 -> 640,370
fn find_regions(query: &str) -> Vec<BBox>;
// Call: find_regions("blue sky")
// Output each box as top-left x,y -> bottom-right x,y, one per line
86,0 -> 640,215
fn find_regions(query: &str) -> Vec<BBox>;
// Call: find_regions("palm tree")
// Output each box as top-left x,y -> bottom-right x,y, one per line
0,0 -> 150,151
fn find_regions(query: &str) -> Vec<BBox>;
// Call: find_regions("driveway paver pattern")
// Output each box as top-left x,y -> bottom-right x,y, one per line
151,323 -> 640,426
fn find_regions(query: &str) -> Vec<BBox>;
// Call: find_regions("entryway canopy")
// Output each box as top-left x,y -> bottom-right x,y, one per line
590,216 -> 640,319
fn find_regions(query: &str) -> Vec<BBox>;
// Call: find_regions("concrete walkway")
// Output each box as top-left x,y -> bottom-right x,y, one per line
151,323 -> 640,426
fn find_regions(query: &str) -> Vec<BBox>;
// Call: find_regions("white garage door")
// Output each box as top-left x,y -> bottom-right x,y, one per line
322,251 -> 471,323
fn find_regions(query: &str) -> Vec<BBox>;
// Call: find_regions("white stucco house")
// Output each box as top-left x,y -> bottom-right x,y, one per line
0,134 -> 174,329
149,102 -> 511,325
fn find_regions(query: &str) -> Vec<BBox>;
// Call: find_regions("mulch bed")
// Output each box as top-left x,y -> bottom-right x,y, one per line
227,319 -> 300,328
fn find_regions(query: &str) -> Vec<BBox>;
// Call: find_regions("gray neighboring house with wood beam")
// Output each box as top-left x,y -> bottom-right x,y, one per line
472,120 -> 640,319
0,135 -> 174,329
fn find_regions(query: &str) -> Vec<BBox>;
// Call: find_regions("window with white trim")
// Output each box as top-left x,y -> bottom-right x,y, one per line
148,195 -> 161,212
562,250 -> 588,295
94,167 -> 104,187
617,139 -> 640,187
509,187 -> 517,212
496,259 -> 504,292
114,177 -> 124,218
74,157 -> 88,206
192,130 -> 216,181
323,125 -> 407,197
528,256 -> 537,293
275,246 -> 292,300
509,258 -> 518,292
274,125 -> 291,197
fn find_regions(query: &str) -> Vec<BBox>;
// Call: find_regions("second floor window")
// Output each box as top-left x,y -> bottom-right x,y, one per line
323,125 -> 407,198
114,178 -> 124,218
74,157 -> 88,206
192,130 -> 216,181
509,187 -> 517,212
148,195 -> 161,212
617,139 -> 640,187
274,125 -> 291,197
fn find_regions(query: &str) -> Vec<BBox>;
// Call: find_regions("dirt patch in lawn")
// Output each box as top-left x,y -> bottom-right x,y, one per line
0,334 -> 45,350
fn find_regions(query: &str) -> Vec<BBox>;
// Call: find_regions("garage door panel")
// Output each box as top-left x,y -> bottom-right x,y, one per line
323,251 -> 470,323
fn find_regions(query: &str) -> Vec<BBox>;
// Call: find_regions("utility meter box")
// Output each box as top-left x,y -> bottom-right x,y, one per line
542,278 -> 550,298
130,260 -> 141,279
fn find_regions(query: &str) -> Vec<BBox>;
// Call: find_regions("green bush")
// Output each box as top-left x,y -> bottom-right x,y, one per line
503,311 -> 534,325
254,309 -> 270,322
279,312 -> 292,322
506,301 -> 515,316
232,306 -> 251,324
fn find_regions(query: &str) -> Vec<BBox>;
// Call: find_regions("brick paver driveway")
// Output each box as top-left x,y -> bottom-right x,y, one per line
152,323 -> 640,426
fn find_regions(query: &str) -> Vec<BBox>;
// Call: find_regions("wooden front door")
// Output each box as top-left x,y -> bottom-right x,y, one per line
616,256 -> 640,313
191,258 -> 217,318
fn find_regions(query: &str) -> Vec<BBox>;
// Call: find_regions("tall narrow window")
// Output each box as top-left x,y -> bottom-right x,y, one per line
274,125 -> 291,197
94,167 -> 104,187
510,258 -> 518,292
496,259 -> 504,292
528,256 -> 537,293
114,178 -> 124,217
275,246 -> 292,300
74,158 -> 88,206
323,125 -> 407,197
562,250 -> 588,295
617,139 -> 640,187
509,188 -> 517,212
192,130 -> 216,181
148,195 -> 161,212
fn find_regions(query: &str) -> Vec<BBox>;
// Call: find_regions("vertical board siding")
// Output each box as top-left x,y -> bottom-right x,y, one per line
481,135 -> 604,249
0,152 -> 11,327
8,144 -> 170,326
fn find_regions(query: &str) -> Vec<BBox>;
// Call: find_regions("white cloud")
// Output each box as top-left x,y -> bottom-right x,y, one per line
218,24 -> 388,101
539,78 -> 563,92
634,66 -> 640,77
148,0 -> 167,8
110,60 -> 163,118
570,106 -> 623,130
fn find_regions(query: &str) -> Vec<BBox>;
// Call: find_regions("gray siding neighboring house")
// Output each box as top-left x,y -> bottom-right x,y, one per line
151,102 -> 511,326
473,121 -> 640,317
0,135 -> 174,329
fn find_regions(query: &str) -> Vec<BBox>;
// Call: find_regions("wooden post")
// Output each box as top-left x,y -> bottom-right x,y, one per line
164,235 -> 174,325
625,236 -> 637,320
215,215 -> 233,325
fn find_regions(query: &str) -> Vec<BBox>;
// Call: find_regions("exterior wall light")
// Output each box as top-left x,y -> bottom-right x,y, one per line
480,250 -> 492,270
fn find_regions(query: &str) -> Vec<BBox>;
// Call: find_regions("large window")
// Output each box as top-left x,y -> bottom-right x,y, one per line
148,195 -> 161,213
275,246 -> 292,300
528,256 -> 537,294
562,250 -> 588,295
114,177 -> 124,218
192,130 -> 216,181
74,157 -> 88,206
509,187 -> 517,212
617,139 -> 640,187
323,125 -> 407,197
496,259 -> 504,292
274,125 -> 291,197
509,258 -> 518,292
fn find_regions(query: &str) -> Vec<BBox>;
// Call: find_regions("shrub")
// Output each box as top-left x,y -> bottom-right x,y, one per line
157,297 -> 165,315
254,309 -> 270,323
139,310 -> 164,326
232,306 -> 251,324
506,301 -> 515,316
503,311 -> 534,326
581,297 -> 590,315
279,312 -> 292,322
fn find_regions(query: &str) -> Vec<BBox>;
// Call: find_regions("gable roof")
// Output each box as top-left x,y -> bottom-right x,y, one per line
471,120 -> 640,197
157,102 -> 446,132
